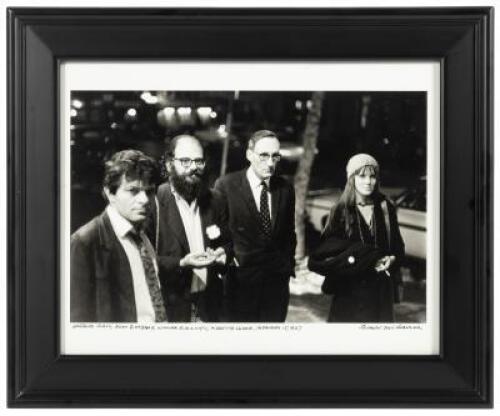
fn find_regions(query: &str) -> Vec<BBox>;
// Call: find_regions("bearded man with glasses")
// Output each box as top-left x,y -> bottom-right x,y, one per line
214,130 -> 296,322
149,134 -> 231,322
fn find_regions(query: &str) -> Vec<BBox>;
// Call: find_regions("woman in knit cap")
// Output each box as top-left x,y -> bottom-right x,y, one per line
313,153 -> 405,322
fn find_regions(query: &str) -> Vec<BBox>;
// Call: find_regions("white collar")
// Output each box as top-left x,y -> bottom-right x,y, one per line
246,167 -> 270,190
106,205 -> 135,239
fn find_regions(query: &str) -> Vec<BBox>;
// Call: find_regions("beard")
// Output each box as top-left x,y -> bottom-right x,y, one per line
170,167 -> 208,203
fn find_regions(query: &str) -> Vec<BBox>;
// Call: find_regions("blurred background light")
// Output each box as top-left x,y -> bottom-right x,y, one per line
163,107 -> 176,117
71,99 -> 84,109
197,107 -> 212,117
140,91 -> 159,105
177,107 -> 192,116
218,124 -> 228,138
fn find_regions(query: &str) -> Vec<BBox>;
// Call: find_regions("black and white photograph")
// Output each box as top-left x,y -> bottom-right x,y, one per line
69,89 -> 427,324
60,62 -> 439,355
7,6 -> 492,407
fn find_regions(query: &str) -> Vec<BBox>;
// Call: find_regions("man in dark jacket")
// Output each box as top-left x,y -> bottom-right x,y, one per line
149,135 -> 230,322
214,130 -> 296,322
71,150 -> 166,323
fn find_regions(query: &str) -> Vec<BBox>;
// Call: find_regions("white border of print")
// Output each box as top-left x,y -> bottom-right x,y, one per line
60,61 -> 440,355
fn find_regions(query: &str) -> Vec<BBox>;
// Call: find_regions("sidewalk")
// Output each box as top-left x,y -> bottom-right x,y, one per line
286,259 -> 426,323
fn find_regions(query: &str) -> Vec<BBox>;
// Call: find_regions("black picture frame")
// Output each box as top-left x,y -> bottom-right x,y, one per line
7,8 -> 493,407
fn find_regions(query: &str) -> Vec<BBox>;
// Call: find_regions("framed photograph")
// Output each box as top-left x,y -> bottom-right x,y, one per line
7,8 -> 492,406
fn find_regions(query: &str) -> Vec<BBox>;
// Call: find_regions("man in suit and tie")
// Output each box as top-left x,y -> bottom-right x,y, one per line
214,130 -> 296,322
151,135 -> 230,322
70,150 -> 167,323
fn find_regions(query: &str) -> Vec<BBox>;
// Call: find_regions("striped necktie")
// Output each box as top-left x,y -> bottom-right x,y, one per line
129,231 -> 167,322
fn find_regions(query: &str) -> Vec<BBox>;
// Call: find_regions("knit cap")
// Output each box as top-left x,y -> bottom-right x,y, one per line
346,153 -> 379,178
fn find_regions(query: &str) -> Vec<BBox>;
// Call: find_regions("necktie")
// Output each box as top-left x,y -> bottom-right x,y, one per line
259,181 -> 272,238
129,231 -> 167,322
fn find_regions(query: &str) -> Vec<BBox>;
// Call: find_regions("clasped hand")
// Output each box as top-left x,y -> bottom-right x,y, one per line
180,247 -> 226,269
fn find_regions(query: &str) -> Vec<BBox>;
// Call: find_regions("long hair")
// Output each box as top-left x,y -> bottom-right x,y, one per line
325,164 -> 382,238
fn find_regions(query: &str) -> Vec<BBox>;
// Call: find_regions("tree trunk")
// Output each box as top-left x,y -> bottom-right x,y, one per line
294,91 -> 325,260
220,91 -> 238,176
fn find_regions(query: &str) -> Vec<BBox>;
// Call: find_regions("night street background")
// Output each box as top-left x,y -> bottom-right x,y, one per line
70,90 -> 427,323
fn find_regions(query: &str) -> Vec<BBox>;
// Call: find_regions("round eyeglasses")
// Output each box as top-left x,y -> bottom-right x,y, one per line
256,152 -> 281,162
173,158 -> 206,168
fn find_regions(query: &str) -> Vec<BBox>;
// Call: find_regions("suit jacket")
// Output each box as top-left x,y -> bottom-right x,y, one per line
213,170 -> 296,276
149,183 -> 231,307
70,211 -> 138,322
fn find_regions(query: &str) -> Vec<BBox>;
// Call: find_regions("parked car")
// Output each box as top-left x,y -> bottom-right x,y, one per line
393,178 -> 426,261
304,188 -> 340,233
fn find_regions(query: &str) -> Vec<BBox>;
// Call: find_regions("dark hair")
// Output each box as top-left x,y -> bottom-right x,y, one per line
325,164 -> 382,238
161,135 -> 205,180
247,130 -> 279,150
163,134 -> 204,161
103,149 -> 157,195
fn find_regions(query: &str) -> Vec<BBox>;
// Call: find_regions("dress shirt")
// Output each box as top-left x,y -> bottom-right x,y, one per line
106,205 -> 159,323
171,187 -> 207,293
246,167 -> 272,219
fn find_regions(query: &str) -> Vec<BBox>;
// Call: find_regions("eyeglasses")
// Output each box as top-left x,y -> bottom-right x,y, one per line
256,152 -> 281,162
173,158 -> 206,168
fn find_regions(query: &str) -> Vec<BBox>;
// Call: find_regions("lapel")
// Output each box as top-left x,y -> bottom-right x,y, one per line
97,211 -> 115,252
270,176 -> 281,230
239,170 -> 282,232
199,204 -> 211,248
240,172 -> 262,222
97,211 -> 136,319
96,212 -> 115,283
198,191 -> 212,248
158,185 -> 190,252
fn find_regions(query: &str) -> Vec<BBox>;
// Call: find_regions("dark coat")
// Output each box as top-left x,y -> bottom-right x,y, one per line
213,170 -> 296,321
70,211 -> 139,322
213,170 -> 296,274
148,183 -> 231,321
310,195 -> 405,322
308,238 -> 383,293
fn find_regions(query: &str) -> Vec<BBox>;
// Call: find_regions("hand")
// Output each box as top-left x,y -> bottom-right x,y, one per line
180,252 -> 216,269
374,255 -> 396,273
207,247 -> 227,265
385,255 -> 396,269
